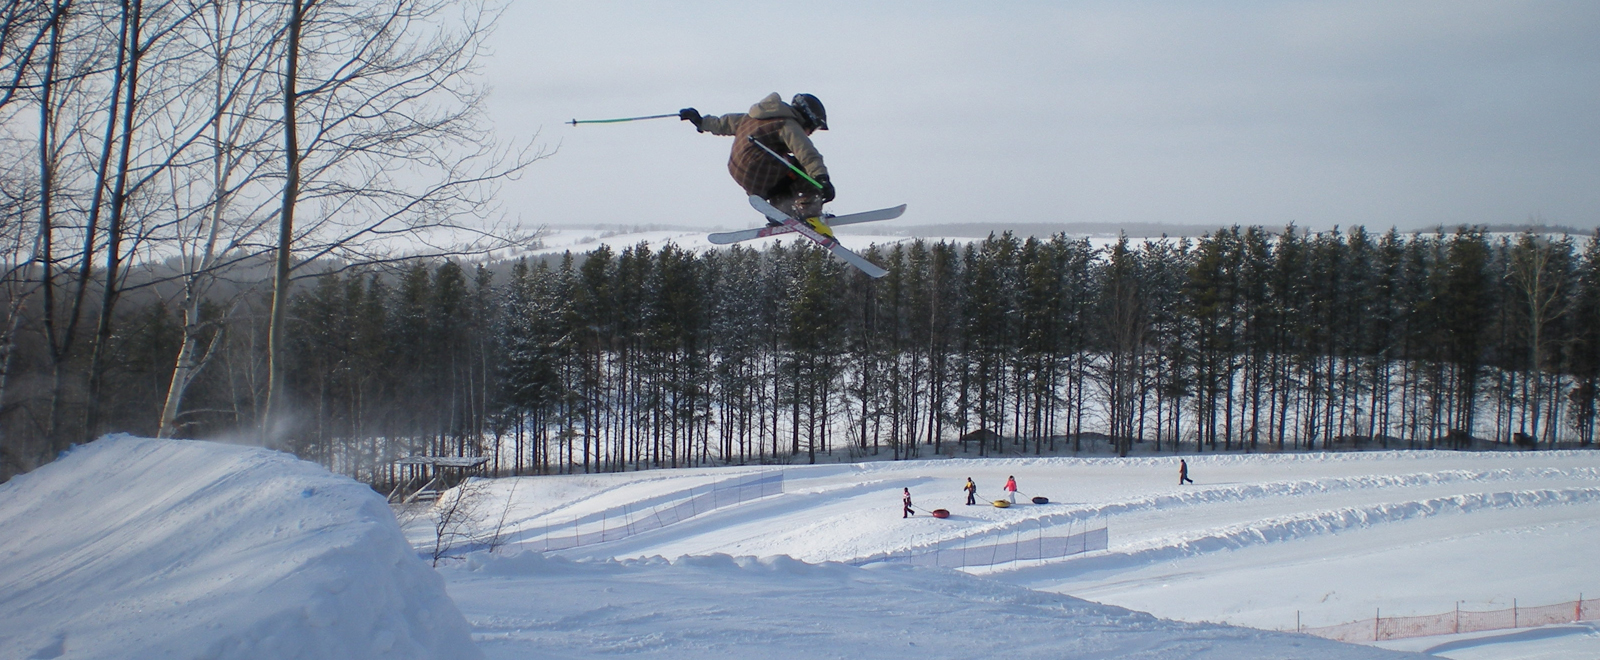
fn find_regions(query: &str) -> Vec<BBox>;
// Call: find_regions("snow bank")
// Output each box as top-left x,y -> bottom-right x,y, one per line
0,435 -> 480,660
444,550 -> 1425,659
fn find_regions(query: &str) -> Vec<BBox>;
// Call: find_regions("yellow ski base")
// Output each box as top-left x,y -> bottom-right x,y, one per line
804,216 -> 835,238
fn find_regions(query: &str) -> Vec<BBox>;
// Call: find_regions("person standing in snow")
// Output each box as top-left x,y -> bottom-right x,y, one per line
902,487 -> 915,518
1004,476 -> 1018,504
1179,459 -> 1194,485
963,477 -> 978,506
679,93 -> 834,224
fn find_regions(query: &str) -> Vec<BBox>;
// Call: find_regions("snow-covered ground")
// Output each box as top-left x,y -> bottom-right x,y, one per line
0,435 -> 479,660
7,435 -> 1595,659
414,450 -> 1600,659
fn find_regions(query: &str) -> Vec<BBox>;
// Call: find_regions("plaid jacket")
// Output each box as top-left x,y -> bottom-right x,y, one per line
697,93 -> 828,197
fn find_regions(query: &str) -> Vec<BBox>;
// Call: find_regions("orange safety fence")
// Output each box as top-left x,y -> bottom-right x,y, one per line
1299,597 -> 1600,643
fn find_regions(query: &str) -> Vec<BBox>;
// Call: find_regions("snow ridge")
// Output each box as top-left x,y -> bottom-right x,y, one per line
868,467 -> 1599,559
1033,486 -> 1600,578
0,435 -> 481,660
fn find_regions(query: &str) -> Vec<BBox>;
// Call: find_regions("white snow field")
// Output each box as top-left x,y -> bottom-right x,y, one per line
5,437 -> 1594,659
417,450 -> 1600,659
0,435 -> 480,660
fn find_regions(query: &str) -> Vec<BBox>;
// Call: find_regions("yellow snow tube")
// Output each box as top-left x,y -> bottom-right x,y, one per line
992,500 -> 1011,508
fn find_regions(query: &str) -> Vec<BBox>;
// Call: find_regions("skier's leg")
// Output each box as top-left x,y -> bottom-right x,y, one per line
763,180 -> 798,226
789,192 -> 825,220
766,180 -> 825,222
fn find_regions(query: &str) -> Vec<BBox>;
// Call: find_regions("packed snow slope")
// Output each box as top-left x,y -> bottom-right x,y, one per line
444,551 -> 1422,660
0,435 -> 480,660
418,450 -> 1600,660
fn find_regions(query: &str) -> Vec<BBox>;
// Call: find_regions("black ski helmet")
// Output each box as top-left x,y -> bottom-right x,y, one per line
792,93 -> 828,131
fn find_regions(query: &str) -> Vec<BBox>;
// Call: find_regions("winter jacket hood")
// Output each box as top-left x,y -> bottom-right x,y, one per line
746,92 -> 803,122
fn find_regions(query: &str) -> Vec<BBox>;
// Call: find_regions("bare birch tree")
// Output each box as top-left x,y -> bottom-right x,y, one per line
156,0 -> 284,438
1507,232 -> 1574,448
262,0 -> 542,443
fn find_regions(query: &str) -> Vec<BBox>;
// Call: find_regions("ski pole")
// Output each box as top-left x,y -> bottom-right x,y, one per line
568,113 -> 678,126
746,135 -> 825,191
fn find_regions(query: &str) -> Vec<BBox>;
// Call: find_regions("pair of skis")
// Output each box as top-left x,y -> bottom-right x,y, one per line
710,196 -> 905,279
568,114 -> 903,277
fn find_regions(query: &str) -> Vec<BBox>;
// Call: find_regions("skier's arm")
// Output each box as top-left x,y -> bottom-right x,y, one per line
696,112 -> 748,136
778,121 -> 829,180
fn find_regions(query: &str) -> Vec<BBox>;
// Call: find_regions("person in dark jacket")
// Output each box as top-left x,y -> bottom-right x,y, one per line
963,477 -> 977,505
680,93 -> 833,224
902,487 -> 914,518
1179,459 -> 1194,485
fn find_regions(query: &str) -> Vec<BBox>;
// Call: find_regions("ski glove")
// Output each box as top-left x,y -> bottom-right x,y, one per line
679,108 -> 703,132
817,175 -> 836,202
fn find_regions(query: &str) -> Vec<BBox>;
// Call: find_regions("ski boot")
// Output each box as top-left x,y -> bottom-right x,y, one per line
804,214 -> 836,238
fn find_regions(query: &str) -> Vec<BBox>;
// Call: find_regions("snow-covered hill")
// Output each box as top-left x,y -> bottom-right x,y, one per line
415,450 -> 1600,659
443,550 -> 1420,659
0,435 -> 479,660
6,436 -> 1594,659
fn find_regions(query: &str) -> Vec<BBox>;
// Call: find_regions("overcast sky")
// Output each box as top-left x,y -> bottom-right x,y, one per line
479,1 -> 1600,233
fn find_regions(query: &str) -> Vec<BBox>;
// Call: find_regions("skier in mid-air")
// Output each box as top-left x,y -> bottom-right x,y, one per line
679,93 -> 834,225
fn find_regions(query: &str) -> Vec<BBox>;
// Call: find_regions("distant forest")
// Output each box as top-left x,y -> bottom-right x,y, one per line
4,0 -> 1597,487
7,225 -> 1600,485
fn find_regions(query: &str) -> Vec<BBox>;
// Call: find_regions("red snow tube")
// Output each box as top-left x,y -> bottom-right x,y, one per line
932,509 -> 950,519
1031,496 -> 1049,504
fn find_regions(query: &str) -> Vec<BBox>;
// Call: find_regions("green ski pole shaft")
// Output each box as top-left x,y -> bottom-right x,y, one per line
746,136 -> 824,190
568,113 -> 678,126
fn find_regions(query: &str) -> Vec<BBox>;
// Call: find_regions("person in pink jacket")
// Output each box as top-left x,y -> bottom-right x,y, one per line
1004,476 -> 1018,503
902,487 -> 915,518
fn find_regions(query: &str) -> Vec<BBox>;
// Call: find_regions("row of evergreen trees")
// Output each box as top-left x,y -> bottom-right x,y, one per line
14,225 -> 1600,484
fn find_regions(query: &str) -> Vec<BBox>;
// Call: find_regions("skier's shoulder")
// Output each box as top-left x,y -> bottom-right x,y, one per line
747,92 -> 800,122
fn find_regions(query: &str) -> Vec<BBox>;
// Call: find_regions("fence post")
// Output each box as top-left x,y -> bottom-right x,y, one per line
1455,601 -> 1460,634
1296,611 -> 1301,634
1375,608 -> 1380,641
1578,593 -> 1583,622
1514,599 -> 1518,628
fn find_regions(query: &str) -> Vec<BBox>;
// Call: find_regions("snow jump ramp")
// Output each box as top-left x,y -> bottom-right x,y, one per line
0,434 -> 480,660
